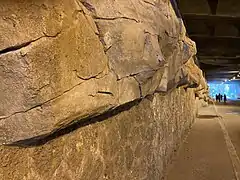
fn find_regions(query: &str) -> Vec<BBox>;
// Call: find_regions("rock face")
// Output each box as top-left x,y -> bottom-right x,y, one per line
0,89 -> 196,180
0,0 -> 208,179
0,0 -> 200,145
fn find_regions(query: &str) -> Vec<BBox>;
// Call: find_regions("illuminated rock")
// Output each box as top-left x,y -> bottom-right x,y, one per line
0,0 -> 202,145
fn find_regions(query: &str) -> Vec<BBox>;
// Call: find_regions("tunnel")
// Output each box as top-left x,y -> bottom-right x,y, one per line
179,0 -> 240,102
0,0 -> 239,179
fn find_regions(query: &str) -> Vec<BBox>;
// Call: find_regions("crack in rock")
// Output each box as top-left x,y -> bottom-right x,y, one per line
94,16 -> 140,23
142,0 -> 156,6
133,76 -> 143,98
1,67 -> 108,121
80,1 -> 96,13
73,68 -> 106,80
9,99 -> 142,147
0,40 -> 39,56
0,31 -> 61,56
0,81 -> 83,121
97,91 -> 114,96
88,91 -> 114,97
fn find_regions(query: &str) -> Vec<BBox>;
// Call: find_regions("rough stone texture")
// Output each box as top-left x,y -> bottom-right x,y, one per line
0,0 -> 209,178
0,88 -> 196,180
0,0 -> 202,145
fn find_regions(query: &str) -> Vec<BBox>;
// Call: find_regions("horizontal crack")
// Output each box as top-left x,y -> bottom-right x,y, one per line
73,68 -> 106,80
88,91 -> 114,97
0,38 -> 41,55
94,16 -> 140,23
0,31 -> 61,56
8,99 -> 142,147
97,91 -> 114,96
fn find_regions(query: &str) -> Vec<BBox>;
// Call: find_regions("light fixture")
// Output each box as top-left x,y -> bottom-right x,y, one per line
233,77 -> 236,80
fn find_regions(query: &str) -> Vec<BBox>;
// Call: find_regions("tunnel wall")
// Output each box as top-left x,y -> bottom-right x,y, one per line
0,0 -> 208,179
0,88 -> 197,180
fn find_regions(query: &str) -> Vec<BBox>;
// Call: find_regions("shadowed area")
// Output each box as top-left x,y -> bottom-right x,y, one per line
179,0 -> 240,82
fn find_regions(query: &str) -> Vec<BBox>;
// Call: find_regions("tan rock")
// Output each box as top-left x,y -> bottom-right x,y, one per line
0,0 -> 206,144
0,88 -> 197,180
118,77 -> 141,105
0,73 -> 119,144
135,68 -> 165,96
0,1 -> 110,144
0,10 -> 108,117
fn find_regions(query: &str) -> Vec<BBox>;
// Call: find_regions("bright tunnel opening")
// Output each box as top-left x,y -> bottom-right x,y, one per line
208,81 -> 240,100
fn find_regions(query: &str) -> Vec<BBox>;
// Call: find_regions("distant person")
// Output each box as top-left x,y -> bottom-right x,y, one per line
218,93 -> 221,102
224,94 -> 227,104
216,94 -> 218,102
220,94 -> 223,102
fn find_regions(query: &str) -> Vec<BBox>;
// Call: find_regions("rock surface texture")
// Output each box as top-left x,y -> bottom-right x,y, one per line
0,0 -> 208,179
0,89 -> 196,180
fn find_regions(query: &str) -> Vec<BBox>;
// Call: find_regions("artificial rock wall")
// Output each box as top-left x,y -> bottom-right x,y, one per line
0,89 -> 196,180
0,0 -> 207,179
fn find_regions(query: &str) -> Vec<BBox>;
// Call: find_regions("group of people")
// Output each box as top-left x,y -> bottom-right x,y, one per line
216,93 -> 227,103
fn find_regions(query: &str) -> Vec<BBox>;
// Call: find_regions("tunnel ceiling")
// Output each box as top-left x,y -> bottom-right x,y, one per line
178,0 -> 240,81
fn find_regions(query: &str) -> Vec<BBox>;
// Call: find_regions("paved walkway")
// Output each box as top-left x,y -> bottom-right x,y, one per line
165,102 -> 240,180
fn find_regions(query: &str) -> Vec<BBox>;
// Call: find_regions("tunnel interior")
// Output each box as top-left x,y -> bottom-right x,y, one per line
0,1 -> 240,179
178,0 -> 240,100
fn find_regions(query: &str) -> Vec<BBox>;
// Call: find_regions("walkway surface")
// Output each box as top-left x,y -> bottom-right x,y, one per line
165,101 -> 240,180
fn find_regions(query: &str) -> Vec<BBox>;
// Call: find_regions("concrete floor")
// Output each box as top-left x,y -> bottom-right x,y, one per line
165,102 -> 240,180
